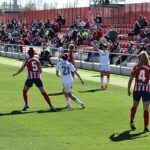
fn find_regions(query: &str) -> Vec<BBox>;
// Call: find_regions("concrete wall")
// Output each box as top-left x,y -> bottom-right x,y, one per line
0,51 -> 132,76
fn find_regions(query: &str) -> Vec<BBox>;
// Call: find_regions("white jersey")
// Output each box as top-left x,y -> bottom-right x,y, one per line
99,49 -> 110,65
56,60 -> 76,83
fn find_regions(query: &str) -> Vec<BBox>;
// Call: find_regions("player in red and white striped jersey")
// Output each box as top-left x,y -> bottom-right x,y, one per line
13,47 -> 55,111
22,57 -> 42,79
128,51 -> 150,132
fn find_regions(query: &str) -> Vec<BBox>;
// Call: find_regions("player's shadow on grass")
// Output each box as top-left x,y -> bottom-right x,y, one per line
91,75 -> 100,77
0,107 -> 83,116
109,130 -> 148,142
48,92 -> 63,96
79,88 -> 101,93
0,110 -> 36,116
0,108 -> 67,116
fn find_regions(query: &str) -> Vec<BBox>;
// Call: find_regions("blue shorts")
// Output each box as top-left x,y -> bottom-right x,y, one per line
25,78 -> 43,88
133,91 -> 150,102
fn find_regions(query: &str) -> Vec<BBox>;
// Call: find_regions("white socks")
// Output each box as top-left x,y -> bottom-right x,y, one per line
75,98 -> 82,104
66,98 -> 71,107
101,77 -> 110,85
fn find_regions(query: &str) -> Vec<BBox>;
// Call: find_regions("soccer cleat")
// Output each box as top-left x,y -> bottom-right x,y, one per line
143,127 -> 150,133
50,106 -> 56,112
22,105 -> 29,111
130,121 -> 136,130
81,103 -> 86,109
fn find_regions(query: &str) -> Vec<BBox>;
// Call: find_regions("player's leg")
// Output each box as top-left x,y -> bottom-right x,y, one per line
143,101 -> 150,132
63,92 -> 71,108
142,93 -> 150,132
22,85 -> 30,111
35,79 -> 55,111
130,100 -> 139,130
130,92 -> 140,130
63,82 -> 72,108
22,79 -> 32,111
69,93 -> 85,109
104,71 -> 110,90
100,71 -> 105,90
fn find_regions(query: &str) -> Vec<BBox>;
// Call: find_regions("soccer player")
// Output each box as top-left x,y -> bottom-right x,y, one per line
56,53 -> 85,109
13,47 -> 55,111
68,44 -> 76,67
128,51 -> 150,132
99,41 -> 110,90
68,44 -> 77,78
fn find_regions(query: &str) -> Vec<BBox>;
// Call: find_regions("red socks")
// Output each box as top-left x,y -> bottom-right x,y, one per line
23,90 -> 28,105
130,106 -> 137,122
41,91 -> 52,107
144,111 -> 149,128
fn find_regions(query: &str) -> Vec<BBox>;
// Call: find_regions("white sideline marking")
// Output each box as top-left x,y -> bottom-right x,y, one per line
0,57 -> 129,88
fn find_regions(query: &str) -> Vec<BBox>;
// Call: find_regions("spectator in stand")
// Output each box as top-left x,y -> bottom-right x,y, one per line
62,16 -> 66,26
116,42 -> 138,65
84,18 -> 90,29
95,28 -> 103,41
146,43 -> 150,56
138,15 -> 143,27
56,15 -> 63,28
141,17 -> 148,29
145,27 -> 150,41
128,21 -> 141,37
110,41 -> 121,64
137,42 -> 147,54
139,29 -> 147,43
94,14 -> 102,29
32,36 -> 42,46
108,27 -> 119,43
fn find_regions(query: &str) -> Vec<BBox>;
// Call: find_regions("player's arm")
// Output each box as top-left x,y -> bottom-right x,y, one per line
38,61 -> 42,74
128,75 -> 134,96
74,71 -> 84,85
13,64 -> 26,77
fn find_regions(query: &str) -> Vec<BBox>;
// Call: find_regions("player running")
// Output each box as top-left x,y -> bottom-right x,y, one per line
99,41 -> 110,90
13,47 -> 55,111
128,51 -> 150,132
56,53 -> 85,109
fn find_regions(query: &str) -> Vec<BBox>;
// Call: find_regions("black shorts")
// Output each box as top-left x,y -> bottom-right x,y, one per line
133,91 -> 150,102
25,78 -> 43,88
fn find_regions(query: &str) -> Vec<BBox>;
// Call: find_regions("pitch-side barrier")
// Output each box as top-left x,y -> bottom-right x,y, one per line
0,44 -> 138,75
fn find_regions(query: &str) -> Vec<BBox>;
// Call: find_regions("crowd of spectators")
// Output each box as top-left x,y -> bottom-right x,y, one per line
0,13 -> 150,65
0,15 -> 65,50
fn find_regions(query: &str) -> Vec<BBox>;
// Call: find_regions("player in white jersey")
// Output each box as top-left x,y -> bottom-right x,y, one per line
56,53 -> 85,109
99,41 -> 110,90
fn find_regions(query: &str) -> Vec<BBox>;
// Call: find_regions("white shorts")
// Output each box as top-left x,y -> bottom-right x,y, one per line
100,65 -> 110,72
63,81 -> 73,93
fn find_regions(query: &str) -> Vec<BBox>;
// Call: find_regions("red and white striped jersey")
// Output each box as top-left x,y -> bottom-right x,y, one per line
22,57 -> 42,79
131,65 -> 150,92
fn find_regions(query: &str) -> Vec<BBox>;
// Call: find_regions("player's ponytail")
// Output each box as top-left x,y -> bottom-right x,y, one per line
137,51 -> 150,67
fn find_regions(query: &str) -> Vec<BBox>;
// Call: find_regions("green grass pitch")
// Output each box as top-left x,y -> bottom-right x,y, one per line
0,57 -> 149,150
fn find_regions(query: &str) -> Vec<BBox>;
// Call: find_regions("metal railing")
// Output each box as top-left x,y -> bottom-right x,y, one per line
0,43 -> 139,74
